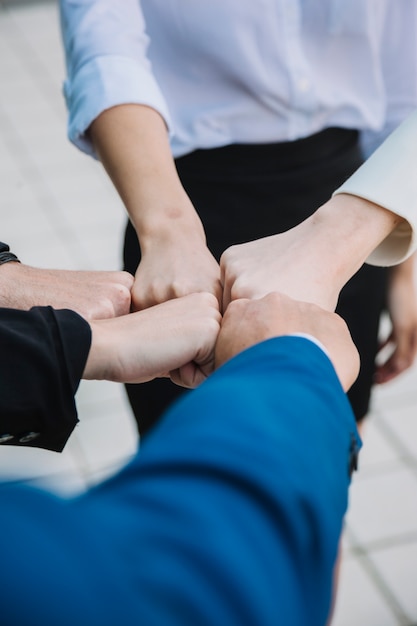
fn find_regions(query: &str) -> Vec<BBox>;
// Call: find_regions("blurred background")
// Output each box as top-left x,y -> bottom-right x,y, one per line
1,2 -> 417,624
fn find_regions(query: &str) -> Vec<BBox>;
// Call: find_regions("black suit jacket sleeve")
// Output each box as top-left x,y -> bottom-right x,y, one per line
0,306 -> 91,452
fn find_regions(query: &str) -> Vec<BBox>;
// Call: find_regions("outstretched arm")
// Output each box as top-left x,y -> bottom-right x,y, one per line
1,294 -> 360,626
221,110 -> 417,311
221,193 -> 402,311
0,294 -> 220,451
89,105 -> 222,310
60,0 -> 221,310
84,292 -> 221,388
0,261 -> 133,320
215,292 -> 359,392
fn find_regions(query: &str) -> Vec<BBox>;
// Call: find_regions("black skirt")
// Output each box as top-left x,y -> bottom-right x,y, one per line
124,128 -> 388,435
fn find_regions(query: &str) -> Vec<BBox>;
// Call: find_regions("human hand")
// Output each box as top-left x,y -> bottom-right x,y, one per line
215,293 -> 360,392
0,263 -> 133,320
84,292 -> 221,387
132,229 -> 222,310
220,230 -> 340,313
88,104 -> 222,311
375,256 -> 417,384
220,194 -> 403,313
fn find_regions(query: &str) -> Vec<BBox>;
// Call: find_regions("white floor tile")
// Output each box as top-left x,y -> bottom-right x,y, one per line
357,415 -> 401,472
346,467 -> 417,546
0,440 -> 86,496
372,365 -> 417,411
369,541 -> 417,622
76,379 -> 130,411
74,406 -> 138,478
331,556 -> 399,626
379,403 -> 417,461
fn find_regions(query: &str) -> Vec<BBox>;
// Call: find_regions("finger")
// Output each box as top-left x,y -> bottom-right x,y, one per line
131,278 -> 160,311
375,333 -> 416,384
111,285 -> 133,317
377,334 -> 392,352
220,264 -> 232,313
374,356 -> 397,384
212,277 -> 224,311
118,271 -> 135,290
170,363 -> 207,388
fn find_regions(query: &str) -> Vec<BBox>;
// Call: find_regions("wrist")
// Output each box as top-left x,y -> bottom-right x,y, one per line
83,320 -> 113,381
132,194 -> 206,250
311,194 -> 402,284
0,261 -> 23,308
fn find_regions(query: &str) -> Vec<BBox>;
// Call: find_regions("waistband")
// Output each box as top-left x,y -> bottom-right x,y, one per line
175,128 -> 359,175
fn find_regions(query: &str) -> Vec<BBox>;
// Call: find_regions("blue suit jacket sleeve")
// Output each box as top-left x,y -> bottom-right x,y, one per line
0,337 -> 360,626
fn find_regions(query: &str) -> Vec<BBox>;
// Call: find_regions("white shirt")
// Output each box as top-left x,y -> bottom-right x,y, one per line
60,0 -> 417,159
60,0 -> 417,265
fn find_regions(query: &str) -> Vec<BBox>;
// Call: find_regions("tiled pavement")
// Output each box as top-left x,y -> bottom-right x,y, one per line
1,2 -> 417,624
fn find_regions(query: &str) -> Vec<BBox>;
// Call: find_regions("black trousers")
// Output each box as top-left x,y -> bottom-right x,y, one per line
124,128 -> 388,436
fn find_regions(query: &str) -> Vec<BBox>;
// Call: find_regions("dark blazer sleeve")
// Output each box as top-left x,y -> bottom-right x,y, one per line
0,336 -> 360,626
0,306 -> 91,451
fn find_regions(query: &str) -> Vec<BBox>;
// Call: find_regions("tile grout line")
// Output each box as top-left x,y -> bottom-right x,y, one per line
376,409 -> 417,478
344,526 -> 414,626
0,100 -> 92,267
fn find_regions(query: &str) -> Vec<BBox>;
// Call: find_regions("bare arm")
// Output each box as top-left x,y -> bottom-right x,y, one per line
0,262 -> 133,320
221,193 -> 402,311
221,110 -> 417,312
84,292 -> 221,388
89,104 -> 222,310
215,293 -> 360,392
375,253 -> 417,384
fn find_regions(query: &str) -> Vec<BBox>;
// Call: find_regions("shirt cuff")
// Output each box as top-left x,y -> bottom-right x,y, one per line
64,55 -> 173,157
288,332 -> 330,359
333,110 -> 417,266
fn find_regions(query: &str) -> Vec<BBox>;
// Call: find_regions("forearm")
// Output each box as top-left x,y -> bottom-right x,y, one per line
83,293 -> 220,387
89,104 -> 205,246
220,192 -> 403,311
0,262 -> 133,320
88,104 -> 222,308
220,122 -> 415,312
389,251 -> 416,283
308,194 -> 403,292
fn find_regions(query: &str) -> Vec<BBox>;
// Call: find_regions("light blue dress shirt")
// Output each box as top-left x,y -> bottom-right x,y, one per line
60,0 -> 417,159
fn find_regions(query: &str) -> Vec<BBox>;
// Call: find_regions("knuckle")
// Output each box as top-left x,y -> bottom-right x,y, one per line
119,271 -> 134,288
170,281 -> 192,298
95,300 -> 115,320
220,245 -> 238,266
196,291 -> 219,307
113,286 -> 131,311
230,278 -> 250,300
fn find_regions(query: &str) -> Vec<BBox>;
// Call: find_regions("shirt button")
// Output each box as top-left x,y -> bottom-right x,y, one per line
348,432 -> 360,477
19,432 -> 40,444
0,433 -> 14,443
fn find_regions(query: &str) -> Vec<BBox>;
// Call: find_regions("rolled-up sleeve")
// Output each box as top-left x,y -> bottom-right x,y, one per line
59,0 -> 172,156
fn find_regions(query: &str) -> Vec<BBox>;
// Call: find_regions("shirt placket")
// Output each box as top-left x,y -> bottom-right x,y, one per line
280,0 -> 316,139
